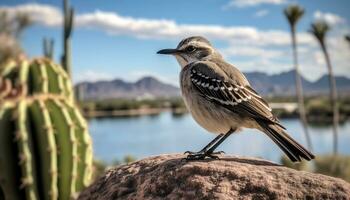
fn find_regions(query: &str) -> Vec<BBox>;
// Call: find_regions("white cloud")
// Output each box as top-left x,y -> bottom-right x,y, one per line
0,3 -> 313,47
75,10 -> 317,47
224,0 -> 287,8
1,3 -> 349,81
76,10 -> 260,42
74,69 -> 113,83
254,9 -> 269,17
314,10 -> 346,26
221,46 -> 284,58
0,3 -> 62,27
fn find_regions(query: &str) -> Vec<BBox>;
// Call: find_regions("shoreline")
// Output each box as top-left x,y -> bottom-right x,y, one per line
82,108 -> 348,124
83,108 -> 347,123
83,107 -> 188,118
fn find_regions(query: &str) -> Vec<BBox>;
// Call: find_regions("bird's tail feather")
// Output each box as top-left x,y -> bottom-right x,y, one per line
258,121 -> 315,162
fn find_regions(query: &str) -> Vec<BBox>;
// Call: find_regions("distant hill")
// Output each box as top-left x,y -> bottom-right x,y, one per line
75,70 -> 350,100
245,70 -> 350,96
75,76 -> 180,100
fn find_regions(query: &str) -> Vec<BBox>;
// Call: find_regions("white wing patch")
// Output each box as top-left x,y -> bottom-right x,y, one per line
190,69 -> 272,111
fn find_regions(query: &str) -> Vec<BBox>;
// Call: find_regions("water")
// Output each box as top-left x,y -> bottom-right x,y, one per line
89,112 -> 350,164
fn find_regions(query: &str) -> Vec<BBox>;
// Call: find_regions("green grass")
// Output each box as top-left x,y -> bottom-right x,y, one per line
281,154 -> 350,182
314,155 -> 350,182
92,155 -> 137,180
78,96 -> 350,121
79,98 -> 185,112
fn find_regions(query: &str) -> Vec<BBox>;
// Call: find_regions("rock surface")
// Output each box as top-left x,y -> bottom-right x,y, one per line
78,154 -> 350,200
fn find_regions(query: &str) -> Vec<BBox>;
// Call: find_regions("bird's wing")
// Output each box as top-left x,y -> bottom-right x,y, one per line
189,61 -> 284,128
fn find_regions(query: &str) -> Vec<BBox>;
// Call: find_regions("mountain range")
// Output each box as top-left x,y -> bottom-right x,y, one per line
75,76 -> 180,100
75,70 -> 350,100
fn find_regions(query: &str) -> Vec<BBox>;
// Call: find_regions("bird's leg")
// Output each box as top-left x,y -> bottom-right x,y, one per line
205,129 -> 235,155
184,133 -> 224,155
185,130 -> 235,161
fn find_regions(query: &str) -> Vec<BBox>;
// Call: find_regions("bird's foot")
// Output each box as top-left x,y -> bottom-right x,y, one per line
184,150 -> 225,161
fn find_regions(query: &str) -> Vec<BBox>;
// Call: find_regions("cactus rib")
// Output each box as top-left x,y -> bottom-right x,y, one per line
0,102 -> 22,200
28,99 -> 58,200
65,101 -> 93,189
46,99 -> 78,200
15,100 -> 39,200
38,60 -> 49,93
45,59 -> 61,94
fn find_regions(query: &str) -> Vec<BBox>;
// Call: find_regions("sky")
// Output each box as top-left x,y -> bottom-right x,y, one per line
1,0 -> 350,85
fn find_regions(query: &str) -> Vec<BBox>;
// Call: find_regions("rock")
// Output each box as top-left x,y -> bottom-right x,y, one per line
78,154 -> 350,200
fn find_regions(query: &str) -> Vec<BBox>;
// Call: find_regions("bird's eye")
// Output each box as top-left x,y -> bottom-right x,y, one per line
186,46 -> 196,53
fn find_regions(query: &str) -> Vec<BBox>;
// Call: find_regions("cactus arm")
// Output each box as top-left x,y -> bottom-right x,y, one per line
65,8 -> 74,38
62,0 -> 73,78
43,38 -> 49,59
0,102 -> 22,200
49,40 -> 54,59
15,100 -> 39,200
43,38 -> 54,59
46,99 -> 78,200
28,100 -> 58,200
65,101 -> 93,189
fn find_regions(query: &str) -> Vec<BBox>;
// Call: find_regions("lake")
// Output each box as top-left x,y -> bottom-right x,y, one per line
89,112 -> 350,164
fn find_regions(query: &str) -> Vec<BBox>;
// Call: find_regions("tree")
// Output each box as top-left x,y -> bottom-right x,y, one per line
0,10 -> 32,64
284,5 -> 312,150
310,21 -> 339,154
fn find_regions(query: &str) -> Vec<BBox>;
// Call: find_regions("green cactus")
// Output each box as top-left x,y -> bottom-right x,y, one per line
61,0 -> 74,77
0,58 -> 93,200
0,59 -> 72,99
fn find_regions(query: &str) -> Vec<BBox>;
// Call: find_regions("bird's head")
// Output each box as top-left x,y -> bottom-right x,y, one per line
157,36 -> 221,68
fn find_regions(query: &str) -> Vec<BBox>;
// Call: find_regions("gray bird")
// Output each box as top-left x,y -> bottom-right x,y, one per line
157,36 -> 315,162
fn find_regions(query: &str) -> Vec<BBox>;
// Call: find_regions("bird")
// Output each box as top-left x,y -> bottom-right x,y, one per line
157,36 -> 315,162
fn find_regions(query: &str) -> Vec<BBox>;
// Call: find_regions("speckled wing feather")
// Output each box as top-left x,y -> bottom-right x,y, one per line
189,61 -> 284,128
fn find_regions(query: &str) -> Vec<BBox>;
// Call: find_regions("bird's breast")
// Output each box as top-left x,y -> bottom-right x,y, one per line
180,69 -> 238,134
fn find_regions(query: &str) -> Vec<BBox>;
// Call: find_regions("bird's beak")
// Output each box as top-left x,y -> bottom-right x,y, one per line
157,48 -> 181,55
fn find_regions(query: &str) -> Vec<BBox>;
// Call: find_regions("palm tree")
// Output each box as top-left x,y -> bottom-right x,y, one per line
310,21 -> 339,154
284,5 -> 312,150
345,35 -> 350,46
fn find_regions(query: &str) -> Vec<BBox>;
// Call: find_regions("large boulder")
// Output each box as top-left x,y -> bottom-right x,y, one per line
79,154 -> 350,200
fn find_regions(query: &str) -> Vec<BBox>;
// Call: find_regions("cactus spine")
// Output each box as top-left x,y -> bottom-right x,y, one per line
0,58 -> 93,200
61,0 -> 74,78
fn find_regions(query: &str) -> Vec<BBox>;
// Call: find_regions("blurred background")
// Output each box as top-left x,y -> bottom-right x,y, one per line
1,0 -> 350,181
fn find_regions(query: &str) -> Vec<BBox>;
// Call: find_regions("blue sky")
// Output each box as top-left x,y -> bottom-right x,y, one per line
1,0 -> 350,85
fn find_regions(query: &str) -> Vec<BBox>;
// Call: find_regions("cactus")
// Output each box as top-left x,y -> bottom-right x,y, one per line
0,58 -> 93,200
43,38 -> 54,59
61,0 -> 74,77
0,59 -> 72,99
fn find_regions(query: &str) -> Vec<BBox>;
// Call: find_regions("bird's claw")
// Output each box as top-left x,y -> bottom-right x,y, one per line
212,150 -> 225,155
183,150 -> 225,161
184,151 -> 195,155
